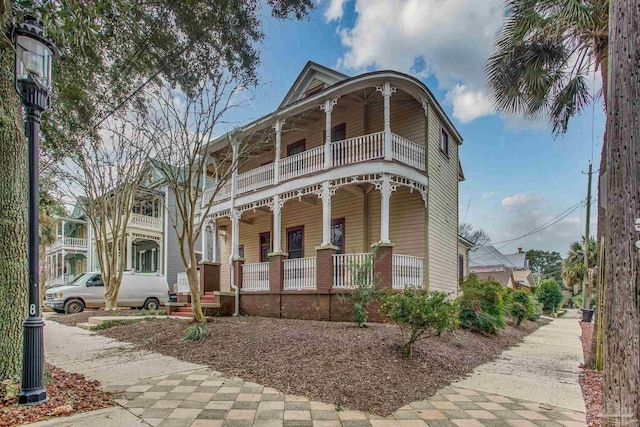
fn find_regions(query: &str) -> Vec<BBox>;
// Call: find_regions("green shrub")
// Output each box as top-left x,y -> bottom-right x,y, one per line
381,289 -> 458,357
505,289 -> 535,326
535,278 -> 564,313
93,319 -> 142,330
337,254 -> 385,327
182,322 -> 209,341
530,299 -> 543,320
457,275 -> 506,334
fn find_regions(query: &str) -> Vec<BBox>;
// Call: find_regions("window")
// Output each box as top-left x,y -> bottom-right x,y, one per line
331,218 -> 345,254
259,232 -> 271,263
287,226 -> 304,259
287,139 -> 306,156
304,84 -> 324,97
440,128 -> 449,157
238,244 -> 245,259
323,123 -> 346,143
458,254 -> 464,281
90,275 -> 104,287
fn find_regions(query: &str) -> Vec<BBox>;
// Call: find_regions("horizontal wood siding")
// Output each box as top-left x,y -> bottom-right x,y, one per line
426,108 -> 459,294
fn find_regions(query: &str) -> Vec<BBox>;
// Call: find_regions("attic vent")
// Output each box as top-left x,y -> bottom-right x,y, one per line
304,83 -> 324,97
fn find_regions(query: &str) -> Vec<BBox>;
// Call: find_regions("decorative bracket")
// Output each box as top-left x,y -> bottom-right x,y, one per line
320,98 -> 339,113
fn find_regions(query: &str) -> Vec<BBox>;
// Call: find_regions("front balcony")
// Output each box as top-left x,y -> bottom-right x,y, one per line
48,236 -> 89,253
129,213 -> 163,232
202,131 -> 425,207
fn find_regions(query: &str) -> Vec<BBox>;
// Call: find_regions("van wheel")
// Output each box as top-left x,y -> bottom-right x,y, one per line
143,298 -> 160,311
64,299 -> 84,314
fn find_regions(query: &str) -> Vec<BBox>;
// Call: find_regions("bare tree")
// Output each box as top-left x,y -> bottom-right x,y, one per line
56,114 -> 152,310
145,73 -> 267,323
459,223 -> 491,247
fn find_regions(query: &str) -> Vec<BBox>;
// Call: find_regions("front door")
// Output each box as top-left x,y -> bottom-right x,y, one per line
287,226 -> 304,259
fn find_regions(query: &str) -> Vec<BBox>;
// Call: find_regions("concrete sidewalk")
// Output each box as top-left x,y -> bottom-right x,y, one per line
454,310 -> 586,413
30,312 -> 587,426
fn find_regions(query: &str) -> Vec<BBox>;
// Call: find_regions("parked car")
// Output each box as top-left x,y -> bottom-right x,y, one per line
44,272 -> 169,314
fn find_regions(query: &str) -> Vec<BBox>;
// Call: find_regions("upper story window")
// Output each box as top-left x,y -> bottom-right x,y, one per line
324,123 -> 346,143
304,83 -> 324,98
440,128 -> 449,157
287,139 -> 306,156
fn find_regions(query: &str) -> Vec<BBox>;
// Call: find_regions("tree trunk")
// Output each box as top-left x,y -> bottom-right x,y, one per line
0,6 -> 29,382
602,1 -> 640,425
188,266 -> 205,323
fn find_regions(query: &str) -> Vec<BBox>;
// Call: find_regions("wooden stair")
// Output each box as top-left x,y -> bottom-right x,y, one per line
166,292 -> 231,318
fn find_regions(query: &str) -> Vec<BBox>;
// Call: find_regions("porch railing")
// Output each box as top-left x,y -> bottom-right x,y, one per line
242,262 -> 270,291
64,237 -> 88,247
237,162 -> 274,194
333,253 -> 374,289
201,181 -> 232,207
283,257 -> 316,290
392,254 -> 424,289
280,146 -> 324,181
130,213 -> 162,231
392,133 -> 426,171
331,131 -> 384,166
176,271 -> 199,294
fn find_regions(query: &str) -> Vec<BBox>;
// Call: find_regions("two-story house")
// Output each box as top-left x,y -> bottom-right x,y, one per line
172,62 -> 464,320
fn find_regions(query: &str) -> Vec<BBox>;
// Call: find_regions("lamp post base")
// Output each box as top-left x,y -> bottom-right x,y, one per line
17,316 -> 48,405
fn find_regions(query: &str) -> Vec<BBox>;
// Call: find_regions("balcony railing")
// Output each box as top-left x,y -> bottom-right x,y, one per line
283,257 -> 316,290
202,132 -> 425,207
242,262 -> 270,291
130,213 -> 162,232
331,131 -> 384,166
392,134 -> 426,171
51,237 -> 88,250
392,254 -> 424,289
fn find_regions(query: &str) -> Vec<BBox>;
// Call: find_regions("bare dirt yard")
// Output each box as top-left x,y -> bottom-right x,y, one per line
98,316 -> 545,415
0,364 -> 112,427
579,321 -> 603,427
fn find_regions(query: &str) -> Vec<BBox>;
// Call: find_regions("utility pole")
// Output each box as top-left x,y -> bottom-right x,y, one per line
582,162 -> 593,310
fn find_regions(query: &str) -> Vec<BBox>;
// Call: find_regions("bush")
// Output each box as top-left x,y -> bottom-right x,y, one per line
505,289 -> 535,326
457,275 -> 506,334
337,254 -> 385,327
535,278 -> 564,313
182,322 -> 209,341
381,289 -> 458,357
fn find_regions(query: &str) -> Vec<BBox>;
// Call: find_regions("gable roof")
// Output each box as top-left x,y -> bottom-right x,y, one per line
469,245 -> 517,268
512,270 -> 536,288
278,61 -> 349,109
473,271 -> 515,289
503,252 -> 528,269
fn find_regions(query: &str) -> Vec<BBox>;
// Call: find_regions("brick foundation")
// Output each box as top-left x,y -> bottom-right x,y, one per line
372,243 -> 394,289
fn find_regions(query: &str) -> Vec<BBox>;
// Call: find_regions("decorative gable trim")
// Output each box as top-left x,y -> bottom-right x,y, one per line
278,61 -> 349,109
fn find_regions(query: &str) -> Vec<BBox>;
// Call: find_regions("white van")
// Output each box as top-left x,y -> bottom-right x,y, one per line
44,272 -> 169,314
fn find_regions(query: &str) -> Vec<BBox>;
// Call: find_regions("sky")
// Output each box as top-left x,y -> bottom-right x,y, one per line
222,0 -> 606,257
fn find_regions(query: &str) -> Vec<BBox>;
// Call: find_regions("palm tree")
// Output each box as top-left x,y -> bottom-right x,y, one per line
562,237 -> 597,295
486,0 -> 609,134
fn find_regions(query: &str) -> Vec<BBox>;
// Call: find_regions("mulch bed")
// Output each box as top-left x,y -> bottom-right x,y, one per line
0,364 -> 112,427
49,309 -> 164,327
579,320 -> 603,427
99,316 -> 545,415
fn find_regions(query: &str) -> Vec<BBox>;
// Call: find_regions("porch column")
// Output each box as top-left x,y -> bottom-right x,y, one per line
272,194 -> 282,253
201,221 -> 209,261
321,98 -> 338,169
231,209 -> 244,288
380,174 -> 392,244
157,241 -> 163,274
126,234 -> 132,270
378,82 -> 396,160
274,120 -> 283,184
61,220 -> 66,244
321,181 -> 333,246
211,218 -> 219,262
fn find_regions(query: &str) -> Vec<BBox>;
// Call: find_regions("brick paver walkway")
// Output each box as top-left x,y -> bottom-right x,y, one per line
109,368 -> 586,427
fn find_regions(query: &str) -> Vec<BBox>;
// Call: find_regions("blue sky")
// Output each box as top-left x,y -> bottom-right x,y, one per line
222,0 -> 606,257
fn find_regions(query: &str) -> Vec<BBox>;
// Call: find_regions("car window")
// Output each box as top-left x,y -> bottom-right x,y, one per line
91,275 -> 104,287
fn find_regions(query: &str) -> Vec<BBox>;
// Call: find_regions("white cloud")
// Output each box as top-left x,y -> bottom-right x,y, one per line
481,191 -> 495,199
324,0 -> 348,22
333,0 -> 504,122
501,193 -> 534,208
446,84 -> 495,123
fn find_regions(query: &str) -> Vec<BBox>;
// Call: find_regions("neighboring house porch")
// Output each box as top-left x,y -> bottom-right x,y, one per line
45,217 -> 90,287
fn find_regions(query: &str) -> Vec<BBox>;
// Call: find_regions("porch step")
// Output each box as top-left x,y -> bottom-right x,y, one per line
170,311 -> 194,318
76,322 -> 95,331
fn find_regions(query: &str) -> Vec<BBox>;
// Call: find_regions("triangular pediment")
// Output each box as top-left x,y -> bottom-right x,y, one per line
279,61 -> 349,109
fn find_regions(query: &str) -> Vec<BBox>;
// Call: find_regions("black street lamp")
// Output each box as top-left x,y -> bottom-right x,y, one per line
13,15 -> 59,405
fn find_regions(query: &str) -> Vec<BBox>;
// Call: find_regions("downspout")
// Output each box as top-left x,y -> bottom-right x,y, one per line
229,254 -> 239,316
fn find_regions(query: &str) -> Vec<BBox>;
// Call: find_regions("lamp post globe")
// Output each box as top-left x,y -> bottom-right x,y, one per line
13,15 -> 59,406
